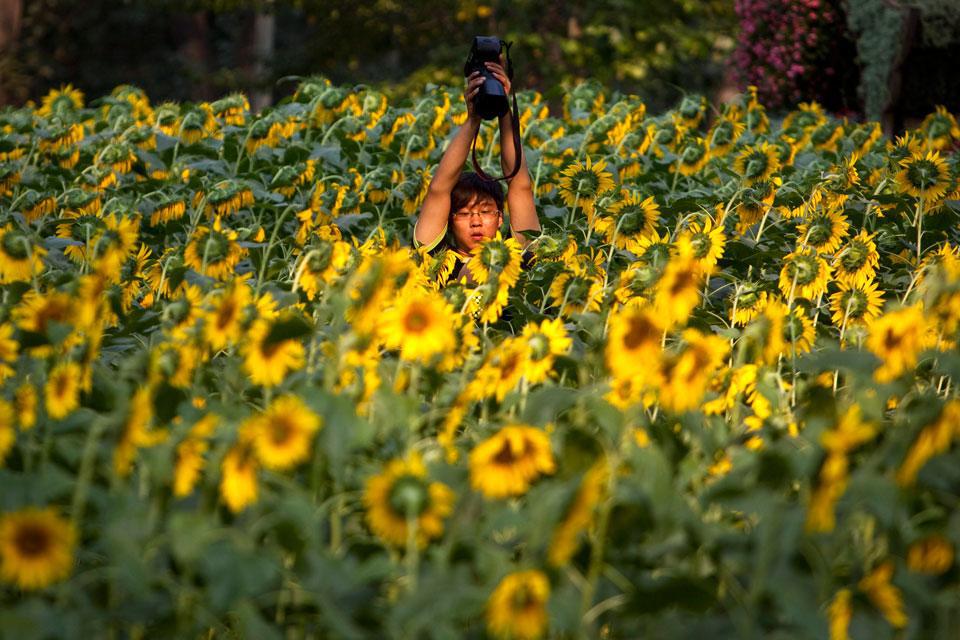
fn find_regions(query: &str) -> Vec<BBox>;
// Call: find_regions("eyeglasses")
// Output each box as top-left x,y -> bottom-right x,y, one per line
451,209 -> 501,220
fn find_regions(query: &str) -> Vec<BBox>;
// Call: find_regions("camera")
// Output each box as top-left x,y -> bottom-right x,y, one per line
463,36 -> 510,120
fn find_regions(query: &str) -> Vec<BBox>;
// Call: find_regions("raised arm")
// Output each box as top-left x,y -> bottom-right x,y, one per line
485,59 -> 540,247
414,73 -> 485,246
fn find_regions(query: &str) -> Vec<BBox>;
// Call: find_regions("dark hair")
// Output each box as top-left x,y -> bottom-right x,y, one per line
450,172 -> 504,215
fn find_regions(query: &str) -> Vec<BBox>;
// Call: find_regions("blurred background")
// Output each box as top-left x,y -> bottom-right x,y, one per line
0,0 -> 958,131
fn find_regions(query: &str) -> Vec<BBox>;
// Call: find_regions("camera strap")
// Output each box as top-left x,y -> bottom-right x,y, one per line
471,40 -> 523,183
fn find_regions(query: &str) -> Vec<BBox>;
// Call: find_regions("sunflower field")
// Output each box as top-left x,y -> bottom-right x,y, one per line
1,78 -> 960,639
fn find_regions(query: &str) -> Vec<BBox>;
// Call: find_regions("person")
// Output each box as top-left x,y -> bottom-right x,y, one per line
413,56 -> 541,285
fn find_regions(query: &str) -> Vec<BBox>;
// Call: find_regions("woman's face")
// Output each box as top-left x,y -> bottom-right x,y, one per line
450,194 -> 502,254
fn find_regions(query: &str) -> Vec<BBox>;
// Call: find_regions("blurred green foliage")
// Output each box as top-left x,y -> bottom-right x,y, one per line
1,0 -> 736,112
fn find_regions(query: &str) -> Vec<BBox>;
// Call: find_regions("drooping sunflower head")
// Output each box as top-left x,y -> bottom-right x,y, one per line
183,220 -> 245,280
920,105 -> 960,151
486,570 -> 551,640
0,224 -> 46,284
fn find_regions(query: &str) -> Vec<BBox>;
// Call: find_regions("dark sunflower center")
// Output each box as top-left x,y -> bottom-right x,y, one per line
216,298 -> 238,329
669,267 -> 698,296
267,416 -> 295,446
14,523 -> 51,558
493,440 -> 518,465
404,307 -> 429,333
883,327 -> 901,351
623,316 -> 657,350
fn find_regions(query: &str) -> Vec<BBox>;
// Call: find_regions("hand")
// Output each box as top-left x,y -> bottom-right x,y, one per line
484,54 -> 511,95
464,71 -> 485,123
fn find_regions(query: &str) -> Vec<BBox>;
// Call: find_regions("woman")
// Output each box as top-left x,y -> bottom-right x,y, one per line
413,56 -> 541,284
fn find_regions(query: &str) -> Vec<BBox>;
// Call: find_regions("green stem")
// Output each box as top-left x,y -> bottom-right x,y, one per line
71,419 -> 107,530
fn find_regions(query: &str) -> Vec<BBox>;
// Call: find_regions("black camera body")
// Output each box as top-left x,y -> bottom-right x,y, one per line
463,36 -> 510,120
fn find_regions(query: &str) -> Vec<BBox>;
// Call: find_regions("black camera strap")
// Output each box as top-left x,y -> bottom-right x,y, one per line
471,40 -> 523,183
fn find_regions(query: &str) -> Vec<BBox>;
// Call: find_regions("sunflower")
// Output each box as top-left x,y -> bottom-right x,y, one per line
858,562 -> 907,629
866,305 -> 925,383
592,192 -> 660,251
183,219 -> 246,280
833,230 -> 879,286
546,266 -> 605,317
606,305 -> 664,382
895,400 -> 960,486
830,280 -> 884,328
241,317 -> 306,387
15,383 -> 37,431
520,318 -> 571,384
630,228 -> 672,267
467,233 -> 523,288
779,248 -> 832,301
0,399 -> 14,464
466,338 -> 530,402
13,291 -> 77,357
202,280 -> 251,351
828,590 -> 853,640
733,141 -> 781,186
246,395 -> 322,471
91,214 -> 140,279
674,136 -> 711,176
0,507 -> 76,590
44,362 -> 82,420
896,150 -> 952,201
37,84 -> 84,117
706,114 -> 747,158
782,101 -> 826,135
363,452 -> 454,548
730,283 -> 768,326
613,262 -> 659,308
797,206 -> 849,255
655,329 -> 729,413
220,437 -> 259,513
486,570 -> 550,640
0,224 -> 46,284
380,289 -> 457,364
113,386 -> 167,477
920,105 -> 960,151
907,535 -> 954,575
173,414 -> 218,498
809,121 -> 843,153
734,178 -> 779,235
469,425 -> 555,499
557,156 -> 616,216
679,216 -> 726,275
547,458 -> 608,567
653,243 -> 704,327
0,323 -> 18,383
